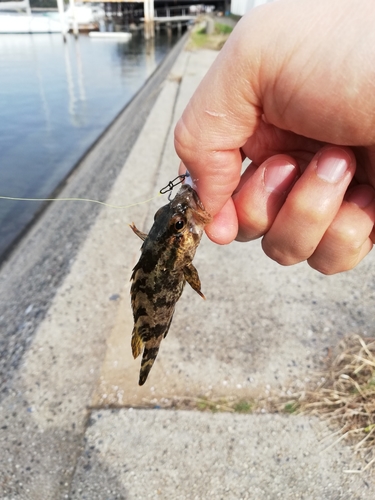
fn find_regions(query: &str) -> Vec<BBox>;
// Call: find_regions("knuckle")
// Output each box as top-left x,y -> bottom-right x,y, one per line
308,239 -> 369,276
237,215 -> 269,242
308,256 -> 357,275
174,117 -> 196,160
287,195 -> 328,226
308,259 -> 340,275
174,121 -> 187,156
261,238 -> 308,266
328,222 -> 364,253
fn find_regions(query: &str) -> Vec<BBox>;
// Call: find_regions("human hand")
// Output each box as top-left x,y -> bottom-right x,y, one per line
174,0 -> 375,274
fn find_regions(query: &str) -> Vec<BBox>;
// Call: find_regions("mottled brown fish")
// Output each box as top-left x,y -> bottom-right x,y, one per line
130,183 -> 211,386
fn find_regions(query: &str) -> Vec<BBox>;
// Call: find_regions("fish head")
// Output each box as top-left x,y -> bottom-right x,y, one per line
170,184 -> 211,232
150,184 -> 212,267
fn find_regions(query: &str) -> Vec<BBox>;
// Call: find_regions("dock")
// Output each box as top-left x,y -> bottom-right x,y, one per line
141,14 -> 195,23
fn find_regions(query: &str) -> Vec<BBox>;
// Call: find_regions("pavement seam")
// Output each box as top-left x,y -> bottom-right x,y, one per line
66,409 -> 92,500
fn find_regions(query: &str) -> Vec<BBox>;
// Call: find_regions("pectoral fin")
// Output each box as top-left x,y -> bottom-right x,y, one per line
184,263 -> 205,299
130,223 -> 148,241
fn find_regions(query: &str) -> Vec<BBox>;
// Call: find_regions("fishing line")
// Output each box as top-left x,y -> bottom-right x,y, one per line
0,172 -> 191,209
0,193 -> 162,209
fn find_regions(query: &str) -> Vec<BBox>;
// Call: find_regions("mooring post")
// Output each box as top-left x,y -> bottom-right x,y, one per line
149,0 -> 154,38
25,0 -> 31,16
143,0 -> 149,39
69,0 -> 79,38
144,0 -> 154,40
56,0 -> 67,42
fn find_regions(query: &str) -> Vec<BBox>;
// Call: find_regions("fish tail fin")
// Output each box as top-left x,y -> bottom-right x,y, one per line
139,346 -> 160,386
131,327 -> 144,359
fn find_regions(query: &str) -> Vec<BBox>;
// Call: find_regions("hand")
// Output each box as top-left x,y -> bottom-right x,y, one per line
174,0 -> 375,274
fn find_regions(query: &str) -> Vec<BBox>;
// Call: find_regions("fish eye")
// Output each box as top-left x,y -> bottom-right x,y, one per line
175,220 -> 185,231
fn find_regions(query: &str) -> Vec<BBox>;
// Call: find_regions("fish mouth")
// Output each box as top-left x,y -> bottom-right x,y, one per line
171,184 -> 212,231
172,184 -> 203,212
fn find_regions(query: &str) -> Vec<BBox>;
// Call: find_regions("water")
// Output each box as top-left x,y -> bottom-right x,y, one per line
0,30 -> 179,259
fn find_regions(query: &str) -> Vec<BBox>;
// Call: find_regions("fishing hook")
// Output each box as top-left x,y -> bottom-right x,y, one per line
159,173 -> 190,200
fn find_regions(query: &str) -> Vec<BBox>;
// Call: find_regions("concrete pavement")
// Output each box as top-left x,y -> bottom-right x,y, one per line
1,43 -> 375,499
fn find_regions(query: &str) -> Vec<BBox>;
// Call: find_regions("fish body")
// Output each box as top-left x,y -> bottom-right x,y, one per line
130,184 -> 211,385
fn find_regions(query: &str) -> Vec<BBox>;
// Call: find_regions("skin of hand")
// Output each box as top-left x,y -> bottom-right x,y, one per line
174,0 -> 375,274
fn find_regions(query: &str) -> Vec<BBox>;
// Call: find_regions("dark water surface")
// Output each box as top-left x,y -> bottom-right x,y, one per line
0,30 -> 179,259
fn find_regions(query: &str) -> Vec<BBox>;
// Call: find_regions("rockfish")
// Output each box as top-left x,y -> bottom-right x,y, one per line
130,183 -> 211,385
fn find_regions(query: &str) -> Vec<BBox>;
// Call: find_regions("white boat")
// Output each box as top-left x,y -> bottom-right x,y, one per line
0,0 -> 31,13
65,3 -> 105,31
0,0 -> 66,33
88,31 -> 131,40
0,12 -> 65,33
65,3 -> 105,27
0,1 -> 105,34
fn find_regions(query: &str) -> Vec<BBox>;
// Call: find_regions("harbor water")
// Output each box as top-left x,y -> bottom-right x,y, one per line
0,30 -> 180,260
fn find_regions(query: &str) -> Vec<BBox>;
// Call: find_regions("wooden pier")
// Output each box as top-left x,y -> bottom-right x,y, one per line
82,0 -> 202,39
143,15 -> 195,23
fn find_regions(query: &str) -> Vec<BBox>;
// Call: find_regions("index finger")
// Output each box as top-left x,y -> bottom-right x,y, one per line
174,15 -> 263,219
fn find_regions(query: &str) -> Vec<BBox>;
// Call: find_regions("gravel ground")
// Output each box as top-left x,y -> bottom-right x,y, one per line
70,409 -> 373,500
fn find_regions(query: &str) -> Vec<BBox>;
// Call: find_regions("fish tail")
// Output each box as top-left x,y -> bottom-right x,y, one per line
131,327 -> 144,359
139,346 -> 160,386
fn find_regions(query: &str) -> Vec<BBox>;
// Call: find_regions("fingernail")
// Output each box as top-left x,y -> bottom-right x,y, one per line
346,185 -> 375,208
264,160 -> 298,194
316,147 -> 351,183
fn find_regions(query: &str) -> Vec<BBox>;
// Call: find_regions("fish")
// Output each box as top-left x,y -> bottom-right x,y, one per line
130,183 -> 211,386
